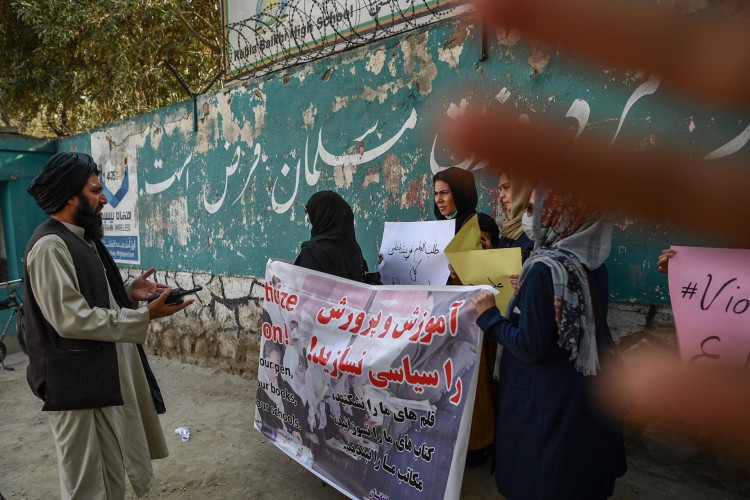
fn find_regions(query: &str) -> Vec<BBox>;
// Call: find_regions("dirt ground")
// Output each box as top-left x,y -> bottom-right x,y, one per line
1,349 -> 747,500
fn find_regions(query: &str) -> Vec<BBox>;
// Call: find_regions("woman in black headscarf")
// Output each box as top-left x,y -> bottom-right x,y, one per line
433,168 -> 497,464
294,191 -> 367,282
477,212 -> 500,249
432,167 -> 478,233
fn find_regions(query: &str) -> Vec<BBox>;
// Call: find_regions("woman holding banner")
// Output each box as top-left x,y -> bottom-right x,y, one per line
295,191 -> 369,282
472,188 -> 626,499
432,167 -> 496,466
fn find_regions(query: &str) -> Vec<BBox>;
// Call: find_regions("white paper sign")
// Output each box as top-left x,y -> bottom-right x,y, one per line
378,220 -> 455,285
91,131 -> 141,265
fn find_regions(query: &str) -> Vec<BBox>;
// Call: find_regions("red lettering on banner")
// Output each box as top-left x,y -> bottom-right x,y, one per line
317,297 -> 348,324
368,365 -> 404,388
402,355 -> 439,393
443,359 -> 453,391
261,321 -> 289,345
264,281 -> 299,312
378,315 -> 394,339
408,308 -> 430,342
449,301 -> 464,335
358,311 -> 382,336
314,296 -> 467,345
449,378 -> 463,406
348,312 -> 366,334
368,355 -> 440,393
307,336 -> 367,378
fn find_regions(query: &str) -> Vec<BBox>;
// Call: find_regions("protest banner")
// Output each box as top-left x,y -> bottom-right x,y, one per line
444,215 -> 522,314
668,246 -> 750,367
378,220 -> 455,285
256,260 -> 485,500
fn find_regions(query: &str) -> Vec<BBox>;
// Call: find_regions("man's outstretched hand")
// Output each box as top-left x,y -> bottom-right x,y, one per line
132,267 -> 169,302
147,287 -> 193,319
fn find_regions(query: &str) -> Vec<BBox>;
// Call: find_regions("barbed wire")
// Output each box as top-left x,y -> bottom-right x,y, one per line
225,0 -> 466,81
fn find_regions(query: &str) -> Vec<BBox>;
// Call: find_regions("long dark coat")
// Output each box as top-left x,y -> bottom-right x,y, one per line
476,263 -> 626,500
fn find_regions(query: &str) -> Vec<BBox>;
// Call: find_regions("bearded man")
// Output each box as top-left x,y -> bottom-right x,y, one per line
23,152 -> 193,499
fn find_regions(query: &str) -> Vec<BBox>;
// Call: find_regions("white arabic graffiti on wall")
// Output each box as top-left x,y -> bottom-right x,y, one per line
141,75 -> 750,218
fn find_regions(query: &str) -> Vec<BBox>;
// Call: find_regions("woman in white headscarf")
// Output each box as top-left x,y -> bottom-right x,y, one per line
472,186 -> 626,500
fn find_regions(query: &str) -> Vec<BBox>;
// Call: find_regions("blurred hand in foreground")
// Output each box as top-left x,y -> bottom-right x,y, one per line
451,0 -> 750,458
450,0 -> 750,246
657,248 -> 677,274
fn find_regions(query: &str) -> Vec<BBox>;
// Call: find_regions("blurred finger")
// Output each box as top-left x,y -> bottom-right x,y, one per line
598,357 -> 750,460
448,110 -> 750,242
140,267 -> 156,280
471,0 -> 750,108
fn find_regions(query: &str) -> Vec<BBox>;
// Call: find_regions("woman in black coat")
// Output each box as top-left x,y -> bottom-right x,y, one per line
295,191 -> 367,282
473,187 -> 626,500
433,167 -> 499,463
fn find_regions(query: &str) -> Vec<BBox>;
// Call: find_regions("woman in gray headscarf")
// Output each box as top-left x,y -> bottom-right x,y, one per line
472,186 -> 626,500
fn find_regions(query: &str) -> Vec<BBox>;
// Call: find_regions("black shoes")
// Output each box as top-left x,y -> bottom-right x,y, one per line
465,445 -> 492,468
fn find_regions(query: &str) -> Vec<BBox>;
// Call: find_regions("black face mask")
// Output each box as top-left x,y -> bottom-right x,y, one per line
74,193 -> 104,241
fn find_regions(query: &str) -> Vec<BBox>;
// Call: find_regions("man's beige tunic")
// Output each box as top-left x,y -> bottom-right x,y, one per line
26,222 -> 168,499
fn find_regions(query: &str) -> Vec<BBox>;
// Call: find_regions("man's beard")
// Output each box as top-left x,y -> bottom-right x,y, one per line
74,194 -> 104,241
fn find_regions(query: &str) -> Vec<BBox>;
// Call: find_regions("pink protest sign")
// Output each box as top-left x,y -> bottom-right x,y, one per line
668,246 -> 750,367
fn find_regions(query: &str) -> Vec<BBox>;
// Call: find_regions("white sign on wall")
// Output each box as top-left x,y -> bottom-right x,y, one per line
91,132 -> 142,265
223,0 -> 469,77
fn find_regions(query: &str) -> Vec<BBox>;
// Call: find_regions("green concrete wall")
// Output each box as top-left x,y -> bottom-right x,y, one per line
20,18 -> 750,308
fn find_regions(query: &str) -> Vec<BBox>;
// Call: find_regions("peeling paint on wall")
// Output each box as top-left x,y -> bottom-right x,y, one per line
438,23 -> 470,68
401,32 -> 437,95
357,82 -> 402,104
447,99 -> 469,119
302,104 -> 317,129
332,95 -> 349,112
333,162 -> 356,188
496,27 -> 522,49
528,45 -> 550,76
53,16 -> 750,369
496,87 -> 512,103
365,49 -> 386,75
362,167 -> 380,189
401,176 -> 430,211
291,64 -> 315,82
382,153 -> 404,198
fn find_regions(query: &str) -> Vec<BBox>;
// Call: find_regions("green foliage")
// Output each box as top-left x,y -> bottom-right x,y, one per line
0,0 -> 223,137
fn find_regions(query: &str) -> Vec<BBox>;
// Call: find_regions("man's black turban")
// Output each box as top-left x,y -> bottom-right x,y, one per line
27,152 -> 99,215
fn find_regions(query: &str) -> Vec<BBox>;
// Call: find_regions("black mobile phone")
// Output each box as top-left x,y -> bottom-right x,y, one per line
147,286 -> 203,305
